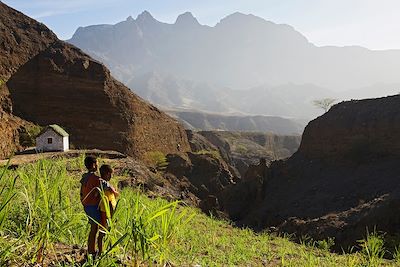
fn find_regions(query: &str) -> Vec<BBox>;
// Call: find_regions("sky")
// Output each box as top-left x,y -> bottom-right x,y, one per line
2,0 -> 400,50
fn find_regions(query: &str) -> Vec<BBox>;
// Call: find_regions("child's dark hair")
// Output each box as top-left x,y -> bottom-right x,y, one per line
99,164 -> 113,177
84,156 -> 97,170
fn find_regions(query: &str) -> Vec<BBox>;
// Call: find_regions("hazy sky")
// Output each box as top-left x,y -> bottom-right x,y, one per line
3,0 -> 400,50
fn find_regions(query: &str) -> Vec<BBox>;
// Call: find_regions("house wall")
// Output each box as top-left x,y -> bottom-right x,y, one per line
63,136 -> 69,151
36,129 -> 64,152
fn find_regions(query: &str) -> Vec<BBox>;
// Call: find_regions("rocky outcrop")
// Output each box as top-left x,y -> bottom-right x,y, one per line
0,2 -> 58,158
185,130 -> 219,152
0,2 -> 57,82
228,95 -> 400,250
197,131 -> 301,177
279,191 -> 400,251
166,152 -> 237,211
0,113 -> 24,158
6,41 -> 190,158
219,158 -> 267,221
299,97 -> 400,160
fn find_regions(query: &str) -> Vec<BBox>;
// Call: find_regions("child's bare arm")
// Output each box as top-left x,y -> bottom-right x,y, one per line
109,185 -> 119,197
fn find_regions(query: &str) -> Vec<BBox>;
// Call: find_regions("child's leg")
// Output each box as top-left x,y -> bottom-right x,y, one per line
84,205 -> 101,256
88,223 -> 98,255
98,232 -> 104,254
98,211 -> 107,254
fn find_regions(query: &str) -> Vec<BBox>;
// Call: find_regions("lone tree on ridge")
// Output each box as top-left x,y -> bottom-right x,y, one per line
313,98 -> 337,113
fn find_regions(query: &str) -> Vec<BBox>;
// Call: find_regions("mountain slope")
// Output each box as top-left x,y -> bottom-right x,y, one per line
224,95 -> 400,249
127,72 -> 335,118
167,109 -> 305,135
0,2 -> 58,158
0,2 -> 190,159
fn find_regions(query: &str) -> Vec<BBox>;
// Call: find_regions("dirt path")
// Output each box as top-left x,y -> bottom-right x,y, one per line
0,149 -> 126,167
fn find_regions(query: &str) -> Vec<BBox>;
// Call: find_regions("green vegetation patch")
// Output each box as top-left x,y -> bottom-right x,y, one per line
144,151 -> 168,171
193,149 -> 222,160
18,124 -> 42,147
0,157 -> 399,266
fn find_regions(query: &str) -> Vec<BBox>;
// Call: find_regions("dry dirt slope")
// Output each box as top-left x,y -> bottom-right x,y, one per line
0,2 -> 58,158
0,2 -> 190,159
225,95 -> 400,250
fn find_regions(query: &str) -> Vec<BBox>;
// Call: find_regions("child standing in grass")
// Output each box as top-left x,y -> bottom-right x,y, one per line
98,164 -> 119,254
80,156 -> 102,258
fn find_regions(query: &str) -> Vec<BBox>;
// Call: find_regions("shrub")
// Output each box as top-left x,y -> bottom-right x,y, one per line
235,144 -> 248,154
18,124 -> 42,148
194,149 -> 221,159
316,237 -> 335,251
144,151 -> 168,171
358,230 -> 385,267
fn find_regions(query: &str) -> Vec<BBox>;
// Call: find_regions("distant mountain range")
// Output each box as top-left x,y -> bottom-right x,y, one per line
125,71 -> 335,118
68,11 -> 400,120
166,109 -> 305,135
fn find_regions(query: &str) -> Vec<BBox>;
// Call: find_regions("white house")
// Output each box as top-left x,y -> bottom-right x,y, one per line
36,124 -> 69,152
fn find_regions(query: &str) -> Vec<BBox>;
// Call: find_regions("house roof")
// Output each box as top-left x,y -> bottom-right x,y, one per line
40,124 -> 69,137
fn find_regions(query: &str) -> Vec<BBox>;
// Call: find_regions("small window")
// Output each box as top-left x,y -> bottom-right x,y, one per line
47,138 -> 53,144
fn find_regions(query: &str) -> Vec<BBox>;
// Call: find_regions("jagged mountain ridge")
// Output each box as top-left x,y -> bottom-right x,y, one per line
68,11 -> 400,120
68,11 -> 400,91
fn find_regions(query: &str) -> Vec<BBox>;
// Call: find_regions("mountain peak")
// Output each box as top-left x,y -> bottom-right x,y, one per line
218,12 -> 270,26
136,10 -> 155,23
175,12 -> 199,26
126,15 -> 134,22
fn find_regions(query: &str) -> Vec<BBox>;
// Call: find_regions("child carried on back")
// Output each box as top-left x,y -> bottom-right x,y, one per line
80,156 -> 119,257
98,164 -> 119,253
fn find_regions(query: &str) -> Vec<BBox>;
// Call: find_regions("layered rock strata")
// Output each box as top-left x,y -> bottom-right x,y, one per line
6,41 -> 190,158
0,2 -> 190,159
228,96 -> 400,249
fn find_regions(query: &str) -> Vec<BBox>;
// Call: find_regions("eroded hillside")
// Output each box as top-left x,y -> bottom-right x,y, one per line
192,131 -> 301,176
226,95 -> 400,250
0,2 -> 58,158
0,2 -> 190,159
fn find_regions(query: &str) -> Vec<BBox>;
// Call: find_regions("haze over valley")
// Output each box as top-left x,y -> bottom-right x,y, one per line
68,11 -> 400,124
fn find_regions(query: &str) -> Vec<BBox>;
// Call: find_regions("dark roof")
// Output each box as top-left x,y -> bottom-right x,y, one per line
39,124 -> 69,137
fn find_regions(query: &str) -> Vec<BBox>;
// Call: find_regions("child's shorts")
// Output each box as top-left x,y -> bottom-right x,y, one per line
84,205 -> 101,225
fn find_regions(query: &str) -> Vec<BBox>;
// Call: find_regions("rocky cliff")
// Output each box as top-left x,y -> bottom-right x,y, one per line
227,95 -> 400,250
299,97 -> 400,160
0,3 -> 57,82
6,41 -> 189,158
0,2 -> 190,159
0,2 -> 58,158
194,131 -> 301,176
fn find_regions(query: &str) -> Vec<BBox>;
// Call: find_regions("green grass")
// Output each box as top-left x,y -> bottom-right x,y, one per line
0,157 -> 399,266
193,149 -> 222,160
